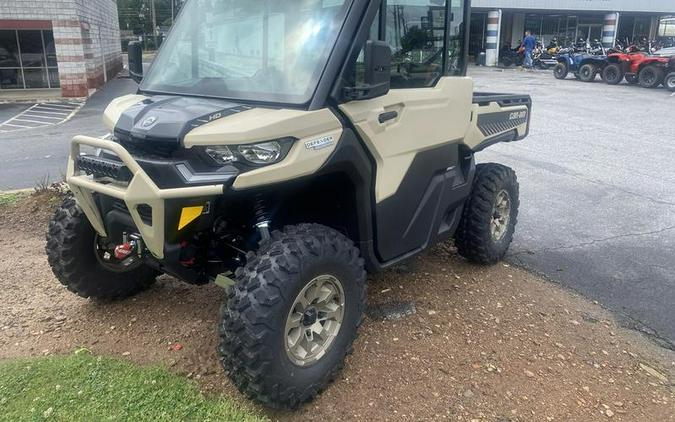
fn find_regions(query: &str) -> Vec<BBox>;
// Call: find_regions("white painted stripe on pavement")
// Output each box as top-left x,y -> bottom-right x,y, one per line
2,123 -> 32,128
22,114 -> 64,120
25,110 -> 69,116
12,118 -> 52,125
39,103 -> 78,109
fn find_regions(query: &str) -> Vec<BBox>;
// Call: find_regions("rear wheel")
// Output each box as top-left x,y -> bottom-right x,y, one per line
664,72 -> 675,92
602,63 -> 624,85
46,196 -> 158,300
638,65 -> 665,88
501,56 -> 513,67
553,63 -> 568,79
219,224 -> 367,409
578,64 -> 596,82
455,164 -> 520,265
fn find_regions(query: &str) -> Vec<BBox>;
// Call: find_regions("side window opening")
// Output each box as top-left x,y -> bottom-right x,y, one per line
350,0 -> 466,92
387,0 -> 447,89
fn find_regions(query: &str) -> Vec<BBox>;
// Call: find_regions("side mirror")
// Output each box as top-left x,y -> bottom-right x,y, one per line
345,40 -> 391,101
128,41 -> 143,84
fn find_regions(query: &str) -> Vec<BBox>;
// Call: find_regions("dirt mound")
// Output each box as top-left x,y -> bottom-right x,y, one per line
0,189 -> 64,236
1,196 -> 673,421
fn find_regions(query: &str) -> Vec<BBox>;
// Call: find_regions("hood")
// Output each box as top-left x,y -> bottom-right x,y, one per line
111,96 -> 252,155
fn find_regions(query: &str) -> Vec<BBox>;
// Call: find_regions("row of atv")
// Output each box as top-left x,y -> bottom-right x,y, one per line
553,50 -> 675,91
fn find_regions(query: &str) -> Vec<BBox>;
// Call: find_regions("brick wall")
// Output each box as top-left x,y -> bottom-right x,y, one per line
0,0 -> 122,97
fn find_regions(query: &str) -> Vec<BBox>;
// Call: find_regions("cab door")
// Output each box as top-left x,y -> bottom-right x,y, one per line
339,0 -> 474,262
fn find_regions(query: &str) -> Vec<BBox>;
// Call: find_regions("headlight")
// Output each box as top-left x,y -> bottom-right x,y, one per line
202,138 -> 294,167
204,145 -> 236,165
238,141 -> 281,165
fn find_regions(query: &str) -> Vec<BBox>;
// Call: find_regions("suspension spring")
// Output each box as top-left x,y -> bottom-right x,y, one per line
253,193 -> 271,242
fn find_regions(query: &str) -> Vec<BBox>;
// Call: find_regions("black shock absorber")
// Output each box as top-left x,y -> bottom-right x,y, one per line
252,193 -> 271,242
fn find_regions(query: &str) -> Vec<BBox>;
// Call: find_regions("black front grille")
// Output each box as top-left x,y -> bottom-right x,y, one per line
114,128 -> 178,158
77,155 -> 132,182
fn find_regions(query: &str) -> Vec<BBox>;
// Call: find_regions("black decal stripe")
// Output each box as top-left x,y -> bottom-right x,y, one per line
180,105 -> 254,141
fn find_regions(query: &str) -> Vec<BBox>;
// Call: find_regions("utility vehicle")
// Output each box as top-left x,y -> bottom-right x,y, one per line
46,0 -> 531,409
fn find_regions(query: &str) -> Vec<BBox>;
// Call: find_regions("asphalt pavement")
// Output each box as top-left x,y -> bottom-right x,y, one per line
471,66 -> 675,349
0,78 -> 137,191
0,66 -> 673,351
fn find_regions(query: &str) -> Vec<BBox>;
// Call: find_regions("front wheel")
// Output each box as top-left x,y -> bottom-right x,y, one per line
578,64 -> 596,82
602,63 -> 624,85
46,196 -> 158,300
664,72 -> 675,92
455,164 -> 520,265
638,65 -> 665,88
219,224 -> 367,409
553,63 -> 568,79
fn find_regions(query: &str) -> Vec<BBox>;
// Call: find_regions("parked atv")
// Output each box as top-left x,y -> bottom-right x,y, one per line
665,56 -> 675,91
554,50 -> 607,82
602,50 -> 671,88
46,0 -> 532,410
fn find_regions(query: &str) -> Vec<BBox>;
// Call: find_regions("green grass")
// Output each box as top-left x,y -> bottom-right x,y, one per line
0,192 -> 24,207
0,351 -> 266,422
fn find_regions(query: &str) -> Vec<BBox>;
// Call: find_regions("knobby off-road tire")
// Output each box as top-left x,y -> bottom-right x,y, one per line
602,63 -> 624,85
638,65 -> 664,88
664,72 -> 675,92
625,74 -> 638,84
553,63 -> 568,79
455,164 -> 520,265
578,64 -> 596,82
218,224 -> 367,409
46,196 -> 157,300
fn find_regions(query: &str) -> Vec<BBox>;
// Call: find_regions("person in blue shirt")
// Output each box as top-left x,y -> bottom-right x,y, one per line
522,31 -> 536,69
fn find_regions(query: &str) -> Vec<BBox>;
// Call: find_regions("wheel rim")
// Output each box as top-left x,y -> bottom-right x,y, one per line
643,70 -> 655,85
284,274 -> 345,367
582,68 -> 591,77
491,190 -> 511,241
606,68 -> 617,81
666,75 -> 675,89
94,234 -> 143,273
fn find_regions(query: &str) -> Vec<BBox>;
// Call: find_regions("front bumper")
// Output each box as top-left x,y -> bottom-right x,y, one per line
67,136 -> 224,259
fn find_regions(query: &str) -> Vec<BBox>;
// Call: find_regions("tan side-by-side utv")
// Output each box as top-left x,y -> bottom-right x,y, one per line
46,0 -> 531,409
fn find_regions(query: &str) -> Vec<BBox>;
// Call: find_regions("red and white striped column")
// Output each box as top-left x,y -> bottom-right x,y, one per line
485,10 -> 502,67
602,12 -> 619,48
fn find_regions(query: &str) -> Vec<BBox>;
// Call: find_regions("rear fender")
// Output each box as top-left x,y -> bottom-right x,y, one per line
638,60 -> 667,72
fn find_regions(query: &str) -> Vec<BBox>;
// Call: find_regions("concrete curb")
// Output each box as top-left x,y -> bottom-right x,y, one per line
0,188 -> 35,195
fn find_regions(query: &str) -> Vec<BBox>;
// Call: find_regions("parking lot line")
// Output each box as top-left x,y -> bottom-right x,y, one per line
13,118 -> 52,125
2,123 -> 32,128
32,106 -> 72,112
22,114 -> 63,120
0,100 -> 84,133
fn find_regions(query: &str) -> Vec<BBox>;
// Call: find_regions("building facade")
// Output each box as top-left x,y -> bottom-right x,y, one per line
0,0 -> 123,97
470,0 -> 675,66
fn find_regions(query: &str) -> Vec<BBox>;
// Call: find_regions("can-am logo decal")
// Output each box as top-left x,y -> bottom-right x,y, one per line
141,116 -> 157,128
305,136 -> 334,151
509,111 -> 527,120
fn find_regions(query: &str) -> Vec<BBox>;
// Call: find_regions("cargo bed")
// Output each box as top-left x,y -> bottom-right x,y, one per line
465,92 -> 532,151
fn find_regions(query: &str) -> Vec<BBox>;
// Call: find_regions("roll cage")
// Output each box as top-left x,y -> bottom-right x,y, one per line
137,0 -> 472,111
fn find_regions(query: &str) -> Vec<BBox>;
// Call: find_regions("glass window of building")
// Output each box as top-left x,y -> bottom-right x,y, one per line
0,29 -> 60,90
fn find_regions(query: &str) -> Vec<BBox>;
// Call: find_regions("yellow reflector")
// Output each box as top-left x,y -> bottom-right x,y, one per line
178,206 -> 204,230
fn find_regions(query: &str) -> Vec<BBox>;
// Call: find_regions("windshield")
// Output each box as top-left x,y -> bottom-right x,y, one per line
141,0 -> 351,104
